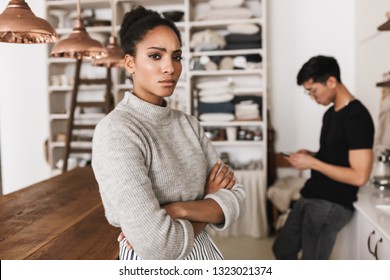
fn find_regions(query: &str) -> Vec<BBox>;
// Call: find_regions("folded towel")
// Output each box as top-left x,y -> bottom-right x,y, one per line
198,101 -> 234,114
196,7 -> 253,21
210,0 -> 244,8
196,79 -> 233,89
233,87 -> 263,95
227,23 -> 260,35
235,103 -> 260,120
225,32 -> 262,44
200,94 -> 234,103
198,87 -> 232,97
225,42 -> 262,50
199,113 -> 235,122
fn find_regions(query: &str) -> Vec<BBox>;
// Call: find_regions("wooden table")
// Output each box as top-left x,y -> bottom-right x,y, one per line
0,167 -> 120,260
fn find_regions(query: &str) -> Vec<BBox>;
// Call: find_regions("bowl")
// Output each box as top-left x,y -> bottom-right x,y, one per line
162,11 -> 184,22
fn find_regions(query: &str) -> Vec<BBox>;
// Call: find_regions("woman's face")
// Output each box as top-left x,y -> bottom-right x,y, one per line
124,25 -> 182,106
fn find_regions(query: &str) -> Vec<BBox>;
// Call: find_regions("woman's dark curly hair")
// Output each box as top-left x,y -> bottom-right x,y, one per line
119,6 -> 182,57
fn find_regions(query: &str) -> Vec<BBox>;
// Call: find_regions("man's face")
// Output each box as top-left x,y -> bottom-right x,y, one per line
302,78 -> 336,106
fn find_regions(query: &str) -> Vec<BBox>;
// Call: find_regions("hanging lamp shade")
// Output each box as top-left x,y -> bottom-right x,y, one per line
51,17 -> 104,59
92,0 -> 124,68
92,35 -> 124,67
0,0 -> 58,43
378,11 -> 390,31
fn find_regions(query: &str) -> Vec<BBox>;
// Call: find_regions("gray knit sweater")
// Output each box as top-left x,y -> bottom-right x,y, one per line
92,92 -> 246,260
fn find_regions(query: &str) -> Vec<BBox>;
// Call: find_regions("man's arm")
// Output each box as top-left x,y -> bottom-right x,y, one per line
288,149 -> 373,187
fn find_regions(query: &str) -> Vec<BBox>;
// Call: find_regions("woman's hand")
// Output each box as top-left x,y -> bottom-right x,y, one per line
205,161 -> 235,195
117,231 -> 133,250
117,161 -> 235,248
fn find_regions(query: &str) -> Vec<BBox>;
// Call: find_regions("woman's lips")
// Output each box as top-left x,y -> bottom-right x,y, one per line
159,80 -> 176,87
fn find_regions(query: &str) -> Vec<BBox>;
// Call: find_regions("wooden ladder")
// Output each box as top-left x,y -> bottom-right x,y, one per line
62,59 -> 114,172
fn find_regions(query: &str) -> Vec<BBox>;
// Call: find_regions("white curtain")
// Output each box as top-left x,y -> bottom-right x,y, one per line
209,170 -> 268,239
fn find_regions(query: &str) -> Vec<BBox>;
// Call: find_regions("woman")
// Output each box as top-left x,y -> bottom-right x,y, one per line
92,6 -> 246,260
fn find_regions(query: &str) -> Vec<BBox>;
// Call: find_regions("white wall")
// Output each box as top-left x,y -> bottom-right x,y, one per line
269,0 -> 390,155
269,0 -> 356,153
355,0 -> 390,131
0,0 -> 51,194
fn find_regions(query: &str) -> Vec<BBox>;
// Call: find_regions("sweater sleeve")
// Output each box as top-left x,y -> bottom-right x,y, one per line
92,116 -> 194,260
189,116 -> 246,231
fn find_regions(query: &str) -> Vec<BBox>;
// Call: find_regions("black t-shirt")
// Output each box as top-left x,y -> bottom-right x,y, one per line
301,100 -> 374,210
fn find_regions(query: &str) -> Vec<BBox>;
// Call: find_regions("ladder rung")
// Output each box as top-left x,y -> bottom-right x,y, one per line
70,147 -> 92,153
79,78 -> 106,85
77,101 -> 106,107
73,124 -> 96,129
74,136 -> 93,141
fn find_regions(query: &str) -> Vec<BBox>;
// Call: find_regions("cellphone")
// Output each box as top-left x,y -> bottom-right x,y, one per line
280,152 -> 291,157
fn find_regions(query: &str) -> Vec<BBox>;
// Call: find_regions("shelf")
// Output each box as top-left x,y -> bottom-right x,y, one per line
49,84 -> 105,92
116,84 -> 133,90
376,81 -> 390,88
49,113 -> 106,120
55,26 -> 112,35
46,0 -> 110,10
50,141 -> 93,149
200,121 -> 263,127
190,18 -> 262,29
190,49 -> 263,57
45,0 -> 268,176
211,141 -> 263,147
190,69 -> 262,76
48,57 -> 78,64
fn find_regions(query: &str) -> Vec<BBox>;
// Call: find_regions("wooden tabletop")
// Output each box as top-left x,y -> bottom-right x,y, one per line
0,167 -> 120,260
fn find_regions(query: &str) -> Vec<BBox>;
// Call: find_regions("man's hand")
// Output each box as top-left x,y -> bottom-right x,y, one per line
288,152 -> 317,170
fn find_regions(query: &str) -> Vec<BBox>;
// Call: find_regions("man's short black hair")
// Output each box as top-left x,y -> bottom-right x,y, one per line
297,55 -> 342,85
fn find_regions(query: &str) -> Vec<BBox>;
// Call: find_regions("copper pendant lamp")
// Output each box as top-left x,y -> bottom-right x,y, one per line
92,0 -> 124,68
50,0 -> 104,173
51,0 -> 104,59
0,0 -> 58,43
92,35 -> 124,67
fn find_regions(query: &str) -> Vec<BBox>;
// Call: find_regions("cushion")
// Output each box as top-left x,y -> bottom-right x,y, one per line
198,101 -> 234,114
200,94 -> 234,103
209,0 -> 244,8
225,32 -> 262,44
267,176 -> 306,212
227,23 -> 260,35
196,80 -> 233,89
199,113 -> 235,122
196,7 -> 253,21
224,42 -> 262,50
198,87 -> 232,97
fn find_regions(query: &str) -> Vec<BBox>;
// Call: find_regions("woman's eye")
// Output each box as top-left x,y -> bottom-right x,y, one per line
174,55 -> 183,61
149,54 -> 161,59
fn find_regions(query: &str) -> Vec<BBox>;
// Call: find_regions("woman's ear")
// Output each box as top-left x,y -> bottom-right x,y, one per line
124,54 -> 135,74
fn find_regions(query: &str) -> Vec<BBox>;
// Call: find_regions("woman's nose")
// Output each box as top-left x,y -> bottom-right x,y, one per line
162,58 -> 175,74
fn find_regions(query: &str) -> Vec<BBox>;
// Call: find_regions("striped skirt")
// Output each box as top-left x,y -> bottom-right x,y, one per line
119,230 -> 223,260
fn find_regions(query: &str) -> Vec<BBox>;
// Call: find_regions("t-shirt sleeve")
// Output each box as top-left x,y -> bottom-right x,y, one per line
345,105 -> 375,150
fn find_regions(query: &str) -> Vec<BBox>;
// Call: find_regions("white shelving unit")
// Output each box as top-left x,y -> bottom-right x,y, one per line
45,0 -> 268,187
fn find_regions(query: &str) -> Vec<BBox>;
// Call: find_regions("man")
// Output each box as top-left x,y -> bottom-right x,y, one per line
272,55 -> 374,259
